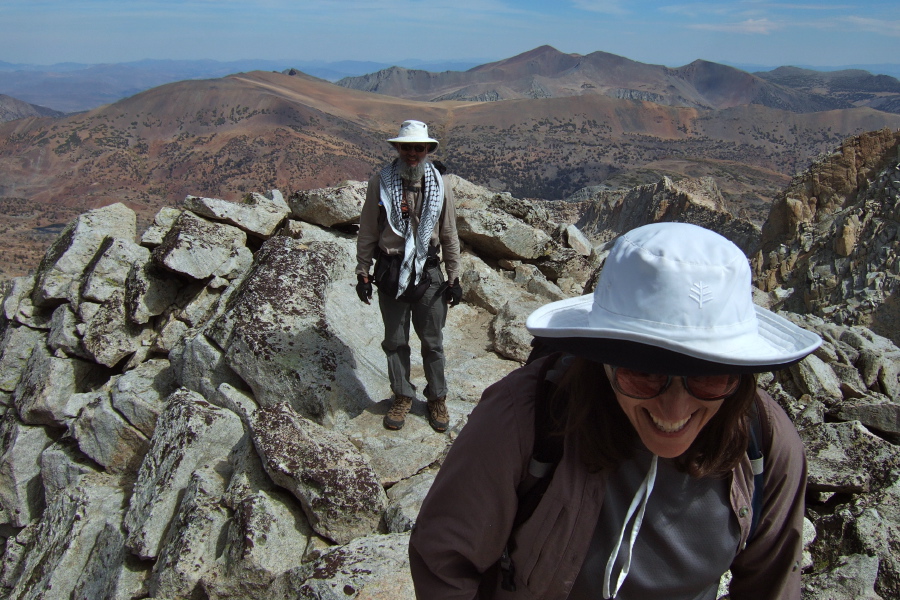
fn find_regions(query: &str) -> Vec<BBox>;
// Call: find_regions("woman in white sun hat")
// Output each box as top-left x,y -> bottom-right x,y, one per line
409,222 -> 820,600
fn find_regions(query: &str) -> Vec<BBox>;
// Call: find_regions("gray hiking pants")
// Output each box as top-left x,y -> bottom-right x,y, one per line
378,265 -> 447,401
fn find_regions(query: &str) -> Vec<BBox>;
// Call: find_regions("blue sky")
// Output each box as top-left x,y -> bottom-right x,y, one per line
2,0 -> 898,69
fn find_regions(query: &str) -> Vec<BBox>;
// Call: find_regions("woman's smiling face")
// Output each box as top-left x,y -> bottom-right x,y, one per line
605,366 -> 725,458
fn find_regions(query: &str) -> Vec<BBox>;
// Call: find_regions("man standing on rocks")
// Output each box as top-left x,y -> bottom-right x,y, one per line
355,120 -> 462,432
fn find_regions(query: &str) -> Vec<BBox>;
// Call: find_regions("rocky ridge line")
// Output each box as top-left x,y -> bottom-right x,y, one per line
754,128 -> 900,344
0,147 -> 898,598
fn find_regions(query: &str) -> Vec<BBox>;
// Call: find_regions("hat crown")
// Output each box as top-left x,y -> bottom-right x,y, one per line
398,120 -> 427,138
590,222 -> 755,342
388,120 -> 438,146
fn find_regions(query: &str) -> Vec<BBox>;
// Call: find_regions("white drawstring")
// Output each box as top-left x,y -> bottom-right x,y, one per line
602,454 -> 658,599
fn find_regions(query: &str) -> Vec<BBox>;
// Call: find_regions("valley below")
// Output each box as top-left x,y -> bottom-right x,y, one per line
1,52 -> 900,280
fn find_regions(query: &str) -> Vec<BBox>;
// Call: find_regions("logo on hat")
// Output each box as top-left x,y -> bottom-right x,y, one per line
690,282 -> 713,308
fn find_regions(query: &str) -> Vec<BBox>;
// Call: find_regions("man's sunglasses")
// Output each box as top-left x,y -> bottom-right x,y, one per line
398,143 -> 428,152
608,366 -> 741,401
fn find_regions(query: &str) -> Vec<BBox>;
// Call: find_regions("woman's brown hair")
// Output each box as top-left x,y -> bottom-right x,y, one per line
556,357 -> 757,478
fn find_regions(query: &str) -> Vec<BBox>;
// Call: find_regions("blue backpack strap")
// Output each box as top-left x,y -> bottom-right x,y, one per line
747,394 -> 766,541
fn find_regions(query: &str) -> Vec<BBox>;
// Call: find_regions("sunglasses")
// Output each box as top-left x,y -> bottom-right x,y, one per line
608,366 -> 741,401
398,143 -> 428,152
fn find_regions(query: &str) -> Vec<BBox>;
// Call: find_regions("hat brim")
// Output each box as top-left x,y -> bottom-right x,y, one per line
526,294 -> 821,375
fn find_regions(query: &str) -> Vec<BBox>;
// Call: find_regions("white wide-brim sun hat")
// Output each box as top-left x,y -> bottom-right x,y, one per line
526,222 -> 821,374
387,119 -> 439,150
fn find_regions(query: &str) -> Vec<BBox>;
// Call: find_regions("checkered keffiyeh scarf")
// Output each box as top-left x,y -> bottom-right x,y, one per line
379,160 -> 444,299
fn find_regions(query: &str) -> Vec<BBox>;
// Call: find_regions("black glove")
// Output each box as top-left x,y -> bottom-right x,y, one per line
356,274 -> 372,304
443,277 -> 462,307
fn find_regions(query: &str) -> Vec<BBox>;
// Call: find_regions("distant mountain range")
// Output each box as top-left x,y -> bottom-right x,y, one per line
0,58 -> 487,113
0,94 -> 63,121
756,67 -> 900,114
335,46 -> 900,114
0,48 -> 898,114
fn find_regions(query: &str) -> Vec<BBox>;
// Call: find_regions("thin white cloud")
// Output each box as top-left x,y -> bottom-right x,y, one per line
570,1 -> 629,16
249,0 -> 519,12
741,2 -> 854,10
843,17 -> 900,36
661,1 -> 856,18
660,3 -> 746,18
689,18 -> 783,34
6,0 -> 518,16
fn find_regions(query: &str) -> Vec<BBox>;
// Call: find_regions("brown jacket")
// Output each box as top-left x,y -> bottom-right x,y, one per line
355,168 -> 460,282
409,358 -> 806,599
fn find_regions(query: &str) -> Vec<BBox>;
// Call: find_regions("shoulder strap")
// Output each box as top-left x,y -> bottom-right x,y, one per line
501,353 -> 571,592
532,354 -> 570,463
510,354 -> 568,528
747,393 -> 767,541
525,338 -> 551,364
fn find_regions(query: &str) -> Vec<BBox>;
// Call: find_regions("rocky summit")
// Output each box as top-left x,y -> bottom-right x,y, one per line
1,131 -> 900,599
754,128 -> 900,345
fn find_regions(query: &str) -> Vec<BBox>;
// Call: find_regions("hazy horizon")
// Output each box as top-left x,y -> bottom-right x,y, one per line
3,1 -> 898,71
2,54 -> 899,77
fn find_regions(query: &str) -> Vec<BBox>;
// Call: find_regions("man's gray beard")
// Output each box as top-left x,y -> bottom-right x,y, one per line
397,157 -> 427,182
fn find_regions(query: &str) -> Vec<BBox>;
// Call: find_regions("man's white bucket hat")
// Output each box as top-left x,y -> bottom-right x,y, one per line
388,120 -> 438,151
526,222 -> 821,374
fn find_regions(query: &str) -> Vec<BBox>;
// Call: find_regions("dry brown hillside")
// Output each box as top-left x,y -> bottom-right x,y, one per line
1,69 -> 899,279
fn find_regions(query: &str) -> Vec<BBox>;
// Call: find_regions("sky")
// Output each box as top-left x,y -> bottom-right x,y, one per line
2,0 -> 899,70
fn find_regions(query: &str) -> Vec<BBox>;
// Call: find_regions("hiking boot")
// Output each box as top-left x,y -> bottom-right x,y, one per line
383,394 -> 413,430
427,397 -> 450,432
